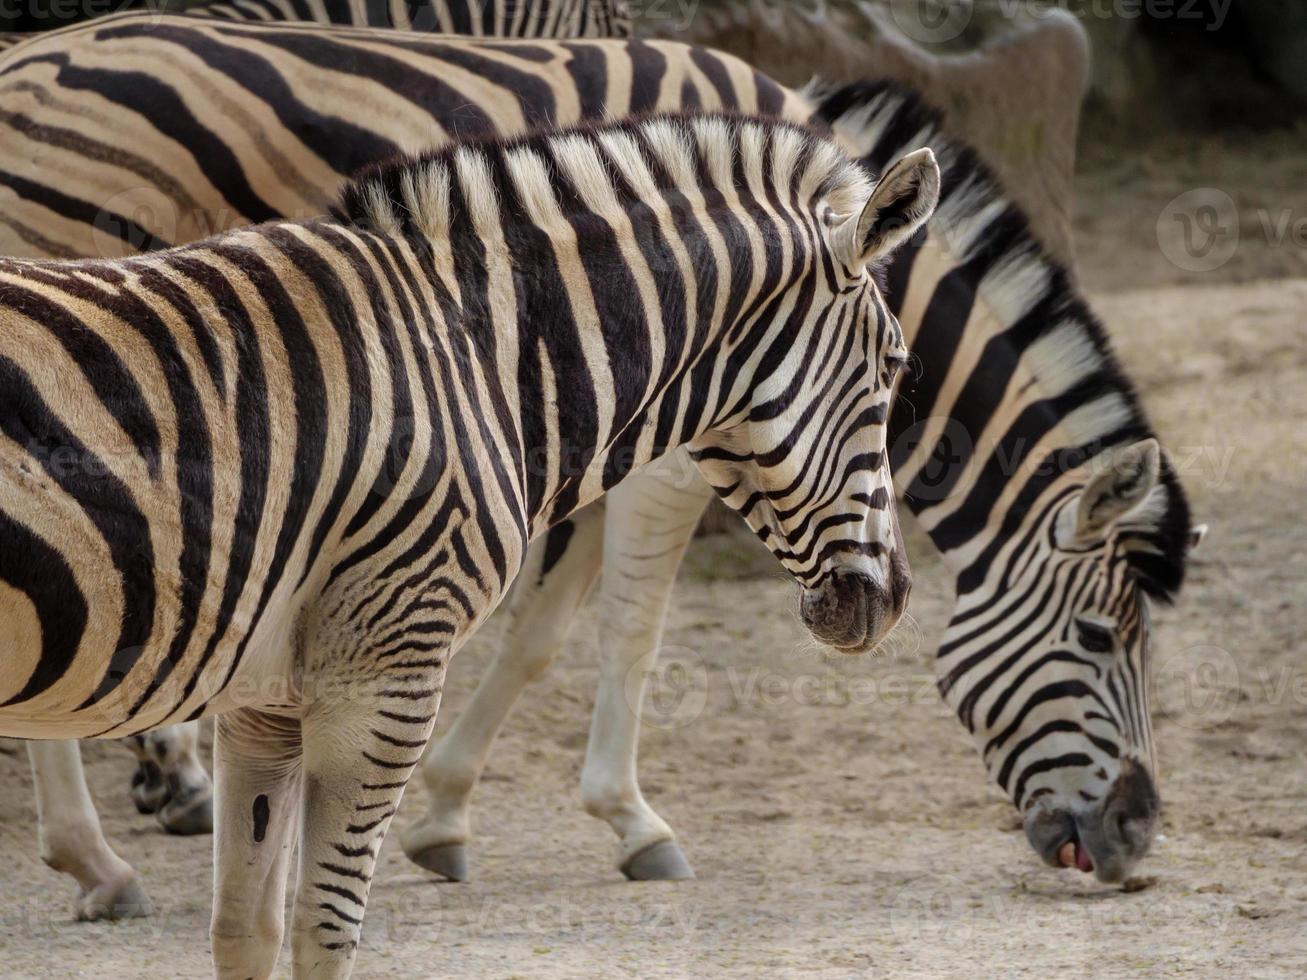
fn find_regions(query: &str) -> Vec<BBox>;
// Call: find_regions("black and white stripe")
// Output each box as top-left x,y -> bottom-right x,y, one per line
0,112 -> 926,975
0,0 -> 631,51
816,80 -> 1194,881
0,16 -> 1196,887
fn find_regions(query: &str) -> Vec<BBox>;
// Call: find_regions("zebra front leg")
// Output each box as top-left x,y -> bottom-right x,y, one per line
400,505 -> 605,881
27,740 -> 153,920
128,722 -> 214,835
211,709 -> 303,980
580,461 -> 714,880
292,686 -> 441,978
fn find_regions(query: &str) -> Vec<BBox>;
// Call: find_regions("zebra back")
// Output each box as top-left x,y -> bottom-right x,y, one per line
0,0 -> 632,53
0,15 -> 800,261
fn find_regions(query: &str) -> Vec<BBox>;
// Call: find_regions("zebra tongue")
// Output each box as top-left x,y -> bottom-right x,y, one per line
1076,842 -> 1095,874
1058,841 -> 1077,868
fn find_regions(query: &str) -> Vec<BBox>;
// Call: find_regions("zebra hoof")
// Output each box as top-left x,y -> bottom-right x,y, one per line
157,787 -> 213,836
409,842 -> 469,882
76,875 -> 154,921
130,761 -> 167,815
621,840 -> 695,881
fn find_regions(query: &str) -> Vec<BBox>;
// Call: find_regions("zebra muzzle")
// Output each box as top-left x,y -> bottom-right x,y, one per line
799,566 -> 904,652
1025,760 -> 1160,883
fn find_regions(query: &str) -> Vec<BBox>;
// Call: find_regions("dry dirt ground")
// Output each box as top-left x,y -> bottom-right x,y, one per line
2,135 -> 1306,978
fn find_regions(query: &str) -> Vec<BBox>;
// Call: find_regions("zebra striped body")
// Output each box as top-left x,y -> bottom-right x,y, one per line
0,16 -> 797,260
0,17 -> 1194,885
196,0 -> 632,35
0,0 -> 631,51
0,113 -> 930,974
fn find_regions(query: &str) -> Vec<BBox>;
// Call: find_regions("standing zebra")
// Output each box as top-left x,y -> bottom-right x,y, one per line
0,113 -> 935,976
0,16 -> 1196,898
0,15 -> 807,920
0,0 -> 631,50
1,6 -> 636,917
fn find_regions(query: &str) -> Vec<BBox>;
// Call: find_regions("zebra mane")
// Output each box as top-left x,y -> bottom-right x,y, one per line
334,112 -> 872,245
808,78 -> 1192,602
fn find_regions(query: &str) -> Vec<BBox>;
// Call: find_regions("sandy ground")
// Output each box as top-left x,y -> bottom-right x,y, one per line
2,139 -> 1306,977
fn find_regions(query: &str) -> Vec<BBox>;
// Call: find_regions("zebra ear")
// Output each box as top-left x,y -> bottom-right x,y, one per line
1073,439 -> 1162,541
838,147 -> 940,269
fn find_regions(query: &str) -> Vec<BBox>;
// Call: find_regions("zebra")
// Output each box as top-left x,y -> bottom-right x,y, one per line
0,16 -> 807,918
0,0 -> 631,50
2,8 -> 648,917
407,81 -> 1204,884
0,15 -> 1196,894
0,111 -> 935,976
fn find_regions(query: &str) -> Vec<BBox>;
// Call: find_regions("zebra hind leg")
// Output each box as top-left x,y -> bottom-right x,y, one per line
210,709 -> 303,980
400,503 -> 605,882
580,462 -> 712,880
27,740 -> 153,920
127,722 -> 214,834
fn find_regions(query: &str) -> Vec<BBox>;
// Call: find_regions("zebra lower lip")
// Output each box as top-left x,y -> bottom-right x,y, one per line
1057,839 -> 1095,873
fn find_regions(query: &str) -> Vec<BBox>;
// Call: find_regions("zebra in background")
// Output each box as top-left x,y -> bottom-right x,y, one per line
197,0 -> 632,35
0,112 -> 935,976
0,16 -> 1196,898
406,79 -> 1203,884
0,0 -> 631,50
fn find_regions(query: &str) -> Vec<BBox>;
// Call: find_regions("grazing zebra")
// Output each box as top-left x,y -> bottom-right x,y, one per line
0,112 -> 933,976
406,81 -> 1203,885
0,15 -> 1194,896
0,0 -> 631,50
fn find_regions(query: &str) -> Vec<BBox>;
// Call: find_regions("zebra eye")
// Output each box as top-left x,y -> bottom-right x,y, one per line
1075,618 -> 1116,654
885,354 -> 909,383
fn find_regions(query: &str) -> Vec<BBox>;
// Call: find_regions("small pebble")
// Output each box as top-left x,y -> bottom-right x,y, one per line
1237,903 -> 1276,920
1121,875 -> 1158,893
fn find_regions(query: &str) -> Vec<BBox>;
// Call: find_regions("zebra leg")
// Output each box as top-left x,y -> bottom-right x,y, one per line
210,709 -> 302,980
27,740 -> 153,921
127,723 -> 214,834
152,722 -> 214,834
400,502 -> 605,881
580,460 -> 713,880
127,738 -> 169,816
291,691 -> 440,978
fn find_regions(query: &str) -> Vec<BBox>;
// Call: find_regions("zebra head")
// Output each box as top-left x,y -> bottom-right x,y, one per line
691,144 -> 940,654
938,438 -> 1198,882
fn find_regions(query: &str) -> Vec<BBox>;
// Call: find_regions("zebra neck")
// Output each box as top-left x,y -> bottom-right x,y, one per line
435,228 -> 730,543
885,233 -> 1148,594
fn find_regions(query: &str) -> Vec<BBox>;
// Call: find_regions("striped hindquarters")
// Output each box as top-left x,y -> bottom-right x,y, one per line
0,16 -> 802,260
